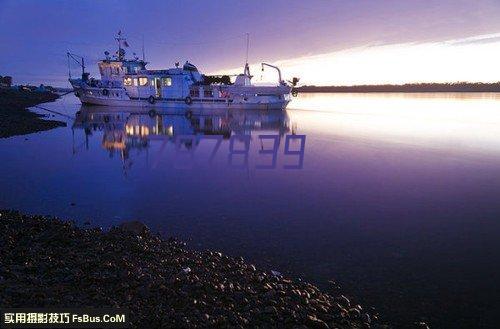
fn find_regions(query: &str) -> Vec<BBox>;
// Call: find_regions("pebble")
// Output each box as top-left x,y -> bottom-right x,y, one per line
0,210 -> 378,328
337,295 -> 350,308
306,315 -> 330,329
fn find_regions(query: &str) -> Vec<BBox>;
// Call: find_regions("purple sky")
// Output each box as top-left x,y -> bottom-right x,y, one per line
1,0 -> 500,86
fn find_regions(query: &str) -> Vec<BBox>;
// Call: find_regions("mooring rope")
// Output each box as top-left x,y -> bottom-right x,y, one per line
33,105 -> 75,120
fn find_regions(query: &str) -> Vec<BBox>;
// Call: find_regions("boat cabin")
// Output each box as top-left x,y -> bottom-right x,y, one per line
121,62 -> 206,100
98,59 -> 147,84
122,70 -> 188,99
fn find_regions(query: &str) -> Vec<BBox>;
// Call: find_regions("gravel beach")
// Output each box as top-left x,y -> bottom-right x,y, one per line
0,89 -> 65,138
0,210 -> 386,328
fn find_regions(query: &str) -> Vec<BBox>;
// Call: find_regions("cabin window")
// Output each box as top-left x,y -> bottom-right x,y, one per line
203,89 -> 213,97
190,88 -> 200,97
161,77 -> 172,86
138,77 -> 148,86
133,78 -> 139,86
123,77 -> 133,86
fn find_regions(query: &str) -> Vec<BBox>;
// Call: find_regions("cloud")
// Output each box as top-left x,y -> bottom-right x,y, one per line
213,33 -> 500,86
445,32 -> 500,45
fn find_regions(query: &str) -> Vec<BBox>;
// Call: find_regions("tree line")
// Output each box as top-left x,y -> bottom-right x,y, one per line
294,82 -> 500,93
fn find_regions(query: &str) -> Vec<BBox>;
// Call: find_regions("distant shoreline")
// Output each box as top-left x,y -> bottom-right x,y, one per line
294,82 -> 500,93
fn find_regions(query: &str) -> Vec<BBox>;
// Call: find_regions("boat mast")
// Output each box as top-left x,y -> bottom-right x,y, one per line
245,33 -> 249,65
115,30 -> 125,61
66,52 -> 85,79
142,34 -> 146,62
244,33 -> 250,76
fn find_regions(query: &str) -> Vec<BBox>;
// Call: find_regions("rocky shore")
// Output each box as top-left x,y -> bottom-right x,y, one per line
0,89 -> 65,138
0,210 -> 385,328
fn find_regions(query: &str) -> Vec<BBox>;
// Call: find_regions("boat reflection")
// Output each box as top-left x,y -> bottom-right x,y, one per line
72,105 -> 292,169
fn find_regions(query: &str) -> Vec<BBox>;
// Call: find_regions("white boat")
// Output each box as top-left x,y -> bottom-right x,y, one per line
68,32 -> 296,111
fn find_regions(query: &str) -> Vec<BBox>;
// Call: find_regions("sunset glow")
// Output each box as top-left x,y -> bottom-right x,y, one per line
217,33 -> 500,86
3,1 -> 500,86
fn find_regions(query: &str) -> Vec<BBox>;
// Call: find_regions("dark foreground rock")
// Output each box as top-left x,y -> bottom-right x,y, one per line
0,210 -> 387,328
0,89 -> 65,138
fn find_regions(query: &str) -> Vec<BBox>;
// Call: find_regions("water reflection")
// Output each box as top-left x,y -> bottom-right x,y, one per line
3,93 -> 500,327
72,106 -> 296,171
288,92 -> 500,157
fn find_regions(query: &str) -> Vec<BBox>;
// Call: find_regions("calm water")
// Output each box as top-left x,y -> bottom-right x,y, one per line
2,93 -> 500,328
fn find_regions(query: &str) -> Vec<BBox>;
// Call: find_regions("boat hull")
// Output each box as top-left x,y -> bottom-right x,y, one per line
78,94 -> 290,111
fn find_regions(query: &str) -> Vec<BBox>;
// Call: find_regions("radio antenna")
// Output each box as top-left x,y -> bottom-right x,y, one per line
245,33 -> 250,65
142,34 -> 146,61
